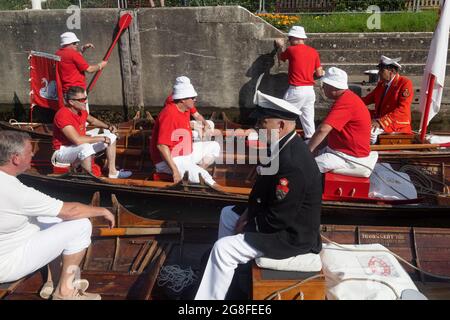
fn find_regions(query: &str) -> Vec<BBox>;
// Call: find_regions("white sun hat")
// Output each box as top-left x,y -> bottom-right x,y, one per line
321,67 -> 349,90
60,32 -> 81,47
172,80 -> 198,100
174,76 -> 191,85
288,26 -> 307,39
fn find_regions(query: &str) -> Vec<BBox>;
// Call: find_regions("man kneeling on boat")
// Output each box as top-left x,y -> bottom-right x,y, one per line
195,91 -> 322,300
51,86 -> 132,178
308,67 -> 378,176
0,131 -> 115,300
150,77 -> 220,185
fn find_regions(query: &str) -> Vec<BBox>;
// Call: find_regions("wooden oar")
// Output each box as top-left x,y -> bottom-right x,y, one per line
87,13 -> 133,93
371,142 -> 450,151
93,227 -> 180,237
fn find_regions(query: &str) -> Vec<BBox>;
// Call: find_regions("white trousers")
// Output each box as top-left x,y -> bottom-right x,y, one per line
155,141 -> 220,186
315,146 -> 377,178
283,85 -> 316,138
54,129 -> 117,164
0,218 -> 92,283
370,127 -> 385,144
195,206 -> 262,300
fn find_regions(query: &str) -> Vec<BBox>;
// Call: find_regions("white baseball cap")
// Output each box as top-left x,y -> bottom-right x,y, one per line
251,90 -> 301,120
379,55 -> 402,69
321,67 -> 349,90
60,32 -> 80,47
288,26 -> 307,39
172,79 -> 198,100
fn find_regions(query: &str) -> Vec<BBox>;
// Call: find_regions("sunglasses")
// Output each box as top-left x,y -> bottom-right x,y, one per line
71,97 -> 88,103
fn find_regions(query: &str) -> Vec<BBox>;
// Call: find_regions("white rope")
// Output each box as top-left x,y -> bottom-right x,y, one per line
157,265 -> 197,293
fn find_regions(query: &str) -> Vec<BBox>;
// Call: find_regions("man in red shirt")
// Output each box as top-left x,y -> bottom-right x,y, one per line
361,55 -> 414,144
275,26 -> 324,139
150,78 -> 220,185
55,32 -> 107,112
308,67 -> 377,176
52,86 -> 131,179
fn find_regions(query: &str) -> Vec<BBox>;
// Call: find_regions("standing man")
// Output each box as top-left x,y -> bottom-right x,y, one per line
52,86 -> 132,179
275,25 -> 324,140
150,77 -> 220,185
195,91 -> 322,300
56,32 -> 107,112
0,130 -> 115,300
361,55 -> 414,144
308,67 -> 374,175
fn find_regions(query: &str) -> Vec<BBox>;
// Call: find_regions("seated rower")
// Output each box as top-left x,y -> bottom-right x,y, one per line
195,91 -> 322,300
361,55 -> 414,144
0,131 -> 115,300
52,86 -> 132,178
308,67 -> 376,176
150,77 -> 220,185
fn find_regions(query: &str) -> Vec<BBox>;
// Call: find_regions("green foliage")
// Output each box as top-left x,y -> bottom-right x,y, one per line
334,0 -> 407,12
298,11 -> 438,33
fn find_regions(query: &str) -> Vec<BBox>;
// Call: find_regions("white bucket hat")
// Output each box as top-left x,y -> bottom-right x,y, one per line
60,32 -> 80,46
321,67 -> 349,90
288,26 -> 307,39
174,76 -> 191,85
172,80 -> 198,100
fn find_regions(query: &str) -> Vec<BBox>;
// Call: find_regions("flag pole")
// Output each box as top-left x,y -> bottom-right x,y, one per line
419,73 -> 436,142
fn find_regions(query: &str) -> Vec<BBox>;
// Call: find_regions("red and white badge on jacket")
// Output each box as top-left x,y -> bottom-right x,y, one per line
276,178 -> 289,200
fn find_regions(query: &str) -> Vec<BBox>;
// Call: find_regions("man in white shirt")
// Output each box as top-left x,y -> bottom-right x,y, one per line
0,130 -> 115,300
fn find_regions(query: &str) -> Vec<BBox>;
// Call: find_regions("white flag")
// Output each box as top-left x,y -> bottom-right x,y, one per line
419,0 -> 450,129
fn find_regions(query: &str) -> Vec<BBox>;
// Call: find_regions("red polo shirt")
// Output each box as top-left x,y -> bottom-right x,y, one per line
279,44 -> 321,86
150,101 -> 193,165
55,47 -> 90,93
323,90 -> 371,157
52,107 -> 88,150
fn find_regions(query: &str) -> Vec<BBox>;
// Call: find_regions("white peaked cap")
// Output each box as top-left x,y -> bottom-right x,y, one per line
379,55 -> 402,69
172,80 -> 198,100
60,32 -> 80,46
175,76 -> 191,85
288,26 -> 307,39
321,67 -> 349,90
252,90 -> 301,120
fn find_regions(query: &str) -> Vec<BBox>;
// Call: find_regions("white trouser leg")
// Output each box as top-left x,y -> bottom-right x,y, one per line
1,219 -> 92,283
283,86 -> 316,138
314,147 -> 349,173
370,127 -> 385,144
194,233 -> 262,300
191,141 -> 221,164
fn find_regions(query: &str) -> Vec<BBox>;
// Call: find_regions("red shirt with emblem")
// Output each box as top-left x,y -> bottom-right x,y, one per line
150,101 -> 193,165
323,90 -> 371,157
55,47 -> 90,93
165,95 -> 197,114
52,107 -> 88,150
279,44 -> 321,86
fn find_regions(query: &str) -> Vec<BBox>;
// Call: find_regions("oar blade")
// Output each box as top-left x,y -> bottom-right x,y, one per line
118,13 -> 133,29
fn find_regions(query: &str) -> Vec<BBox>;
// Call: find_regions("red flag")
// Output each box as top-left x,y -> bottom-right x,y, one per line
29,51 -> 64,114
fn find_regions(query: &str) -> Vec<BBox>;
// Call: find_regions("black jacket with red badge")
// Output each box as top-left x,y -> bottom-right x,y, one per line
242,132 -> 322,259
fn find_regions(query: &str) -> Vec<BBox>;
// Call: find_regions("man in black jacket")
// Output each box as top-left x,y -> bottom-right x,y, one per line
195,91 -> 322,300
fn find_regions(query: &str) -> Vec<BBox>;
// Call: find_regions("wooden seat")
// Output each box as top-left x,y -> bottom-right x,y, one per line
251,262 -> 326,300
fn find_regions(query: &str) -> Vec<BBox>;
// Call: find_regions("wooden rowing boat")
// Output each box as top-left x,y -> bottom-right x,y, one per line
0,192 -> 181,300
2,193 -> 449,300
15,134 -> 450,227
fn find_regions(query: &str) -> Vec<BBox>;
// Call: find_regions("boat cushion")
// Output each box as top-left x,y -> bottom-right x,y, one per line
320,243 -> 420,300
255,253 -> 322,272
331,151 -> 378,178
